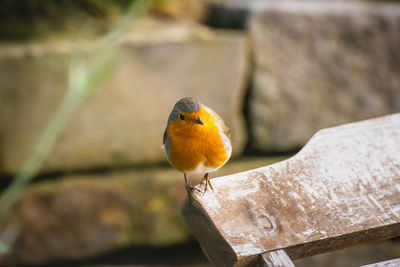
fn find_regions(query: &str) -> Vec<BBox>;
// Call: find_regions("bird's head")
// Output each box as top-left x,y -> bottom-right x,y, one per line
167,97 -> 210,135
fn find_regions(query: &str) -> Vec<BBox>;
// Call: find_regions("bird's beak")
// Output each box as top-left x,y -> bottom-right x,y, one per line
195,118 -> 204,125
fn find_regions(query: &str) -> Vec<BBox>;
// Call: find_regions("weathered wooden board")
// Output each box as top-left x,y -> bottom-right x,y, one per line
180,113 -> 400,266
361,258 -> 400,267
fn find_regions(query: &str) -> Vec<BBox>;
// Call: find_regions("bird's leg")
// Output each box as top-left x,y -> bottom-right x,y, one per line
184,173 -> 200,197
184,172 -> 188,185
201,173 -> 214,193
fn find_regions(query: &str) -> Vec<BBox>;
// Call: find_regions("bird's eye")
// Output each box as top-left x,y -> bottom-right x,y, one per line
179,114 -> 185,120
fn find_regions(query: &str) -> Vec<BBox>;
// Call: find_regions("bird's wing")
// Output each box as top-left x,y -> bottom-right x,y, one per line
163,126 -> 171,156
163,128 -> 167,146
205,106 -> 231,141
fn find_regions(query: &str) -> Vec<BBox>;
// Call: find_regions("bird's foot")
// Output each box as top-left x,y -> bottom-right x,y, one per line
185,184 -> 201,197
200,173 -> 214,194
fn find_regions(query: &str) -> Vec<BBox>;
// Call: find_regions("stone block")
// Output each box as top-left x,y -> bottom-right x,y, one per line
248,1 -> 400,151
3,170 -> 187,265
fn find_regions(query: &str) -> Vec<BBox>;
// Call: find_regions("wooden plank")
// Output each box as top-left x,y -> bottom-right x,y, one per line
361,258 -> 400,267
255,250 -> 295,267
180,113 -> 400,266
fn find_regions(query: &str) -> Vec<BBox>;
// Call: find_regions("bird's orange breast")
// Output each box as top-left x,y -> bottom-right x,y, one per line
167,109 -> 228,172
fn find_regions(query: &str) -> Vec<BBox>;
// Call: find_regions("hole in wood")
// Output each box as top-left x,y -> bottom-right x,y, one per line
254,211 -> 277,235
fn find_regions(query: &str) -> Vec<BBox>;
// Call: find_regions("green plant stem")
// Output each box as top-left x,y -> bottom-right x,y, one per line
0,0 -> 152,226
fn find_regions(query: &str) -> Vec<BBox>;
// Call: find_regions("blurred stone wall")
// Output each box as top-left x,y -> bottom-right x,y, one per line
0,20 -> 249,174
0,0 -> 399,265
247,1 -> 400,152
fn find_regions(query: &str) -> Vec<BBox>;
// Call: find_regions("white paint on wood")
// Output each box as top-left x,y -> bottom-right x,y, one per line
302,229 -> 315,236
368,195 -> 385,212
227,179 -> 260,200
262,249 -> 294,267
202,192 -> 221,211
266,250 -> 295,267
361,258 -> 400,267
232,243 -> 264,256
395,184 -> 400,192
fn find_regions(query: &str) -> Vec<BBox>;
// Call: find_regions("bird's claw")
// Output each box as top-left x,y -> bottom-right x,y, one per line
200,175 -> 214,194
186,184 -> 201,196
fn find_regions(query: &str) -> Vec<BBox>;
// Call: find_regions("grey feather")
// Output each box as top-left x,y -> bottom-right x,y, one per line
163,97 -> 203,159
168,97 -> 202,124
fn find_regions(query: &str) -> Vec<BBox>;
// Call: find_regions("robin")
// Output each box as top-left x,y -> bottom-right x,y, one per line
163,97 -> 232,194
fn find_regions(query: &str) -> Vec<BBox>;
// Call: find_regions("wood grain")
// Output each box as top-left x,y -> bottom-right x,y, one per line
180,113 -> 400,266
255,250 -> 295,267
